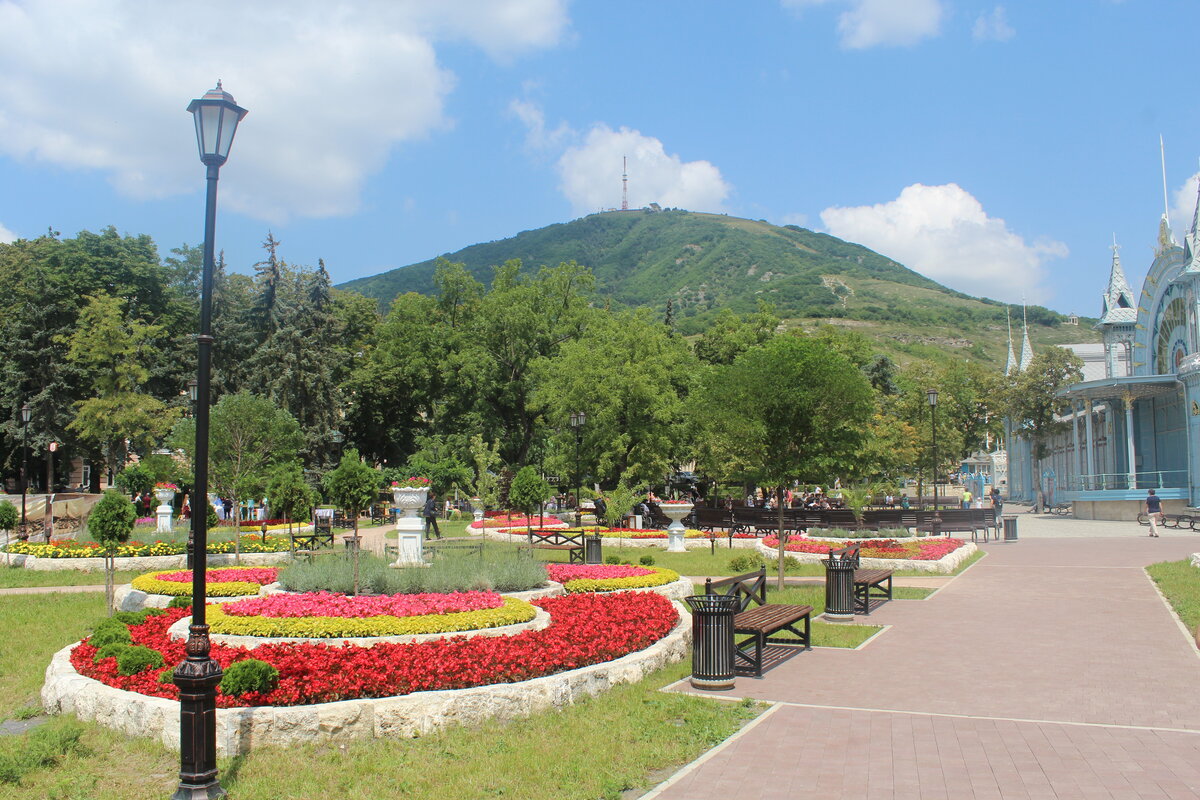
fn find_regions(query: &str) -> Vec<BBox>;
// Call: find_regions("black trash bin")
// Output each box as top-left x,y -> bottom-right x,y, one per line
343,535 -> 361,552
584,532 -> 603,565
822,555 -> 856,621
684,594 -> 738,690
1003,515 -> 1018,541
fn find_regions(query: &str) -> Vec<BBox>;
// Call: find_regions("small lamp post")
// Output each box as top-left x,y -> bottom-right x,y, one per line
173,81 -> 246,800
570,411 -> 586,528
330,429 -> 344,464
927,388 -> 939,513
185,380 -> 198,570
19,403 -> 30,538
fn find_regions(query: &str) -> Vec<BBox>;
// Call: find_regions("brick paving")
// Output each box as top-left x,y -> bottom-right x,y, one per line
649,535 -> 1200,799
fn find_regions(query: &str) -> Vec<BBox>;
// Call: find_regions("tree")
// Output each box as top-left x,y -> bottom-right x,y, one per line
171,392 -> 303,562
322,449 -> 381,595
467,434 -> 502,511
507,465 -> 551,537
1001,347 -> 1084,510
266,463 -> 317,539
115,463 -> 155,498
88,489 -> 136,616
0,500 -> 17,565
692,303 -> 780,365
689,334 -> 874,587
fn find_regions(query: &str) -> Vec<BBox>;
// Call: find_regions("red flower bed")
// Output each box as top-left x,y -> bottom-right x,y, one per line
469,515 -> 565,530
760,535 -> 965,561
545,564 -> 654,582
155,568 -> 279,585
71,592 -> 679,707
222,590 -> 503,619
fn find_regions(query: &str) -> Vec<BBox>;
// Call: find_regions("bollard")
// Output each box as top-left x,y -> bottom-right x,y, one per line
684,594 -> 738,689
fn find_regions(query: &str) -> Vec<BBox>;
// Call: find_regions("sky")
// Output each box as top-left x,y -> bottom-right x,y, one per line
1,0 -> 1199,313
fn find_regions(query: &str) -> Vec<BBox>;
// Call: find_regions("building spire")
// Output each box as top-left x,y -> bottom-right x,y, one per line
1157,136 -> 1178,254
1018,302 -> 1033,372
1098,235 -> 1138,324
1004,308 -> 1017,376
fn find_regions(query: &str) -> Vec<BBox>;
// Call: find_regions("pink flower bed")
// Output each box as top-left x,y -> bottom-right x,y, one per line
155,568 -> 279,585
469,515 -> 566,530
545,564 -> 655,582
761,535 -> 965,561
221,590 -> 504,619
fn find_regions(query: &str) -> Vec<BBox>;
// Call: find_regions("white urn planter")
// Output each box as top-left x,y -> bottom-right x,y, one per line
154,489 -> 175,535
470,498 -> 484,523
392,486 -> 429,566
660,502 -> 693,553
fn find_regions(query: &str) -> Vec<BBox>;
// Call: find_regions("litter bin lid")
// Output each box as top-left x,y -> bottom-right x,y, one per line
684,594 -> 739,613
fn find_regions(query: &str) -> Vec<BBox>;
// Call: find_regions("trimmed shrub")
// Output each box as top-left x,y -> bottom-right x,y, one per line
116,645 -> 164,676
157,669 -> 176,685
219,659 -> 281,696
93,642 -> 130,664
167,596 -> 192,609
89,625 -> 132,649
639,554 -> 655,566
604,555 -> 621,565
728,552 -> 766,573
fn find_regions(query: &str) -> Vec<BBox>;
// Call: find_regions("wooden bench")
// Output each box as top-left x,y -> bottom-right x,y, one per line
527,530 -> 585,563
835,543 -> 894,615
704,567 -> 812,676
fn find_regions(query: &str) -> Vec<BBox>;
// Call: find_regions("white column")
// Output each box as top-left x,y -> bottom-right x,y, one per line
1072,401 -> 1083,490
1124,393 -> 1137,490
1084,400 -> 1096,487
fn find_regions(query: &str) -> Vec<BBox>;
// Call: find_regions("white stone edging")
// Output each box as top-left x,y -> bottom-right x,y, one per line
42,602 -> 692,756
755,539 -> 978,574
4,550 -> 291,572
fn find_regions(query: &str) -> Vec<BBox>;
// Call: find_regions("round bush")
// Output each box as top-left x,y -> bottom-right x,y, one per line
728,552 -> 766,573
220,659 -> 279,697
93,642 -> 130,664
116,645 -> 164,676
638,554 -> 656,566
167,596 -> 192,609
89,625 -> 132,649
157,669 -> 176,685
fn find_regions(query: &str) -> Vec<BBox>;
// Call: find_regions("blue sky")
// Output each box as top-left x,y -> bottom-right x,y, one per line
1,0 -> 1199,312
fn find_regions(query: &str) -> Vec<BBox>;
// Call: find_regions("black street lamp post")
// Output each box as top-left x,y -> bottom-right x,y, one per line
185,380 -> 198,570
927,388 -> 939,513
330,429 -> 344,465
570,412 -> 585,528
172,82 -> 246,800
19,403 -> 30,538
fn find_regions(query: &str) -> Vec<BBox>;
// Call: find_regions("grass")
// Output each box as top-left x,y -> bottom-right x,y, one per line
0,718 -> 88,786
0,586 -> 767,800
1146,560 -> 1200,631
0,567 -> 143,589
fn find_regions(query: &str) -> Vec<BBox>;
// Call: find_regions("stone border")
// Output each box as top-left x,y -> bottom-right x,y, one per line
42,602 -> 691,756
4,550 -> 291,572
1190,552 -> 1200,569
167,605 -> 554,649
114,581 -> 284,613
755,539 -> 978,574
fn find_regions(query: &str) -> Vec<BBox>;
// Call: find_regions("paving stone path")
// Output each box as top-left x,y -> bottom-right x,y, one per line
650,532 -> 1200,799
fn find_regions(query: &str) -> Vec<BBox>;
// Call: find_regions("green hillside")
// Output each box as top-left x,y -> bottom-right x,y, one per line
337,209 -> 1097,368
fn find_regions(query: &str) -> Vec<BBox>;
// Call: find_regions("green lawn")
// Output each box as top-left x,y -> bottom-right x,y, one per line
1147,560 -> 1200,631
0,590 -> 766,800
0,567 -> 142,590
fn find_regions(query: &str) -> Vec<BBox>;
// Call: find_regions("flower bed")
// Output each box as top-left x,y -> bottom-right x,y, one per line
7,534 -> 292,559
468,515 -> 568,530
545,564 -> 681,593
70,592 -> 679,707
223,590 -> 503,619
207,595 -> 535,638
131,567 -> 280,597
760,535 -> 965,561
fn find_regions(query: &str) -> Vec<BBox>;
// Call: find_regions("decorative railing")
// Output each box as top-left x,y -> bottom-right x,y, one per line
1070,471 -> 1188,491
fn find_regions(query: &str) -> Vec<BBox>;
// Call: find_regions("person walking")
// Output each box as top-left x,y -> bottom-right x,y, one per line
990,486 -> 1003,516
1145,489 -> 1162,537
962,489 -> 972,510
593,493 -> 607,527
424,491 -> 442,539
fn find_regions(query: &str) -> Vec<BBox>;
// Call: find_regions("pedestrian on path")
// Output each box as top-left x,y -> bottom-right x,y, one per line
424,491 -> 442,539
1145,489 -> 1162,537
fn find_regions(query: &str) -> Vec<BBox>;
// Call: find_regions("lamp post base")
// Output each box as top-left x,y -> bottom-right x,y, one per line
173,627 -> 224,800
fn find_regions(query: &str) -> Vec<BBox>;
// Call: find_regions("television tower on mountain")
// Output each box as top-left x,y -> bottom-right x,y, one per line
621,156 -> 628,211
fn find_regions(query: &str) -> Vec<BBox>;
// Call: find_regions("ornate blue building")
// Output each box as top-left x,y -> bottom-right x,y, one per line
1007,199 -> 1200,519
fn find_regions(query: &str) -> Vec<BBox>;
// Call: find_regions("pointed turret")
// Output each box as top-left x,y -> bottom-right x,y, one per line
1183,175 -> 1200,274
1004,309 -> 1017,376
1018,305 -> 1033,372
1098,237 -> 1138,325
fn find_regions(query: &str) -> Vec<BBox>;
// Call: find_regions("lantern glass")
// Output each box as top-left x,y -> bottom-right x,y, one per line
20,403 -> 31,424
187,379 -> 198,403
926,389 -> 938,407
187,83 -> 247,165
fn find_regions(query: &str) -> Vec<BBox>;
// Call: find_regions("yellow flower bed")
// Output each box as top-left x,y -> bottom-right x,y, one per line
207,596 -> 538,638
562,567 -> 680,593
131,570 -> 265,597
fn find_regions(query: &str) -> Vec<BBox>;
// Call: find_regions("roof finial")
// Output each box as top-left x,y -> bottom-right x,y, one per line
216,79 -> 223,91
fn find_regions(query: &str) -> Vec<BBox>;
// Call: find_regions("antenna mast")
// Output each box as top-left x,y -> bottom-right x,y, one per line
621,156 -> 629,211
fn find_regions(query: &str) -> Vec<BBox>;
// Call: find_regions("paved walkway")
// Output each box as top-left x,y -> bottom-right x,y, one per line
649,532 -> 1200,799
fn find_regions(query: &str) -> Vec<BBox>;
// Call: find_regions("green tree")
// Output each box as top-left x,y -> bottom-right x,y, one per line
507,465 -> 551,537
322,449 -> 381,594
171,392 -> 303,562
689,335 -> 874,586
1001,347 -> 1084,509
115,463 -> 155,498
62,294 -> 180,482
266,463 -> 317,538
0,500 -> 17,565
692,303 -> 780,366
88,489 -> 136,615
466,434 -> 502,511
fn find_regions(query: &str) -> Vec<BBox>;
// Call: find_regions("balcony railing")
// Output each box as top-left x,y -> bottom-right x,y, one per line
1070,471 -> 1188,491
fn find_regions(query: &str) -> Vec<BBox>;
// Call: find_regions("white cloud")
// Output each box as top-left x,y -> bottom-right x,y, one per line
0,222 -> 15,243
1169,172 -> 1200,240
555,124 -> 731,214
782,0 -> 943,48
819,183 -> 1066,303
973,6 -> 1015,42
508,99 -> 571,153
0,1 -> 568,223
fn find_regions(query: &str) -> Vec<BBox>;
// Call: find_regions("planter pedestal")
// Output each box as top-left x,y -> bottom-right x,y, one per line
662,503 -> 693,553
391,487 -> 429,567
154,489 -> 174,535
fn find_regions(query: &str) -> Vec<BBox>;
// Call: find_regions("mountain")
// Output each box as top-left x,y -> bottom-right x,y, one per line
337,210 -> 1097,367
